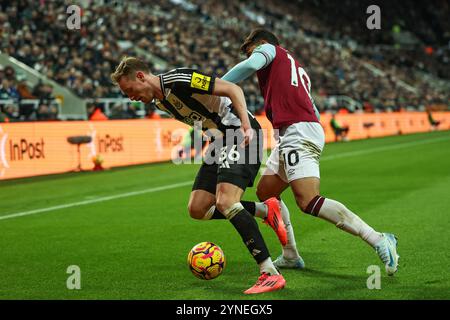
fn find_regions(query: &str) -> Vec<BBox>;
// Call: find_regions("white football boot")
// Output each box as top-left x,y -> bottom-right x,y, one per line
374,233 -> 400,276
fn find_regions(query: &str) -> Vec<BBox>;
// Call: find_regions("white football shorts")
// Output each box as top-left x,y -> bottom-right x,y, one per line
265,122 -> 325,183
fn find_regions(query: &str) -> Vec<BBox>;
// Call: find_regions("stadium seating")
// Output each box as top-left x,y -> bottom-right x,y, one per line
0,0 -> 448,121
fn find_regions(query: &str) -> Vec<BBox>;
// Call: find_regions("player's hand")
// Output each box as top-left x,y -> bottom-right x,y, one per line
240,123 -> 254,147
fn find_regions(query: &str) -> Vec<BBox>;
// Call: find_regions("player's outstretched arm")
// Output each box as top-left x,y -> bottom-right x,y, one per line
221,53 -> 266,83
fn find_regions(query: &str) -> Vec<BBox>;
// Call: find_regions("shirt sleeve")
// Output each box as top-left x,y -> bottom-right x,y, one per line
222,43 -> 276,83
252,43 -> 276,68
188,70 -> 216,94
161,69 -> 215,95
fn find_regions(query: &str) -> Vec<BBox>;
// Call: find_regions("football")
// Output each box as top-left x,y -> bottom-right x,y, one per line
187,242 -> 226,280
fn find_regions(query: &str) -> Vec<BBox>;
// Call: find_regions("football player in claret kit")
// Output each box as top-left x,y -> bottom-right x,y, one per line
222,29 -> 400,275
110,56 -> 287,294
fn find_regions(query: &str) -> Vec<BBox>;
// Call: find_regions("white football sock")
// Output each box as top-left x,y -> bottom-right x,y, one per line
317,198 -> 384,247
254,202 -> 268,219
279,200 -> 301,260
259,257 -> 279,275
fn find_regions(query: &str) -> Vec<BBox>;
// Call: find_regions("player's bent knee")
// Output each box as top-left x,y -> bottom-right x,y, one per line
293,194 -> 315,213
215,191 -> 241,215
291,186 -> 320,213
187,203 -> 207,220
295,198 -> 309,213
215,201 -> 244,220
215,198 -> 233,215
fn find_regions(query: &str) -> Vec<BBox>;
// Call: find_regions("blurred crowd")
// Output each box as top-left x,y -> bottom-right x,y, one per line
0,0 -> 448,122
0,64 -> 59,121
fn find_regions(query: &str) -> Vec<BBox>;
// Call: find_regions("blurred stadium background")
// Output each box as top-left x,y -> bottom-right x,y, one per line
1,0 -> 449,121
0,0 -> 449,300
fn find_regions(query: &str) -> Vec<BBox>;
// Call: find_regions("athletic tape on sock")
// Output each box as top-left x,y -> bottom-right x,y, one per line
223,202 -> 245,220
202,206 -> 216,220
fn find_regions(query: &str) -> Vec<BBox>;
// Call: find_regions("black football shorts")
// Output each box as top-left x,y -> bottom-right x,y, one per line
192,116 -> 262,194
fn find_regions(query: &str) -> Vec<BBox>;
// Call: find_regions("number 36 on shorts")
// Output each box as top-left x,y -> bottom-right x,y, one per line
219,145 -> 241,164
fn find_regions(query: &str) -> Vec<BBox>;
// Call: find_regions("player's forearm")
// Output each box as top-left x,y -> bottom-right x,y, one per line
222,60 -> 256,83
229,87 -> 251,128
222,54 -> 266,83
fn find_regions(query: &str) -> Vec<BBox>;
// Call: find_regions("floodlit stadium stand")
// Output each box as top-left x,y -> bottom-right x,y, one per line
0,0 -> 448,121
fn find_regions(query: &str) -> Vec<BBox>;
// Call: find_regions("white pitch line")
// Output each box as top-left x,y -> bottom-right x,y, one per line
321,135 -> 450,161
0,181 -> 193,221
1,134 -> 449,222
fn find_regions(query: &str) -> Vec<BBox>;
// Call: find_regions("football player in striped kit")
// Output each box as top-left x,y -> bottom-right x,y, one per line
110,56 -> 287,294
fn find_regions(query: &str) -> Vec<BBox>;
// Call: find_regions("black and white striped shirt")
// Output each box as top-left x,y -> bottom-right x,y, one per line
155,68 -> 242,131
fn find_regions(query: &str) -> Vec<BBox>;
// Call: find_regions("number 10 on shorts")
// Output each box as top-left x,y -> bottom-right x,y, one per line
282,150 -> 300,167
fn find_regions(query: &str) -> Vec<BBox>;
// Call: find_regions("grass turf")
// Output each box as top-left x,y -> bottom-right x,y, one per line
0,131 -> 449,300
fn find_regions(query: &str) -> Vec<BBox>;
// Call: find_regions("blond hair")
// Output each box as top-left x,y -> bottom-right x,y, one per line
110,56 -> 150,84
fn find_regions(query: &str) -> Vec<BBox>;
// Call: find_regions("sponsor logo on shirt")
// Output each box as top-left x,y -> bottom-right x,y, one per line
191,72 -> 211,91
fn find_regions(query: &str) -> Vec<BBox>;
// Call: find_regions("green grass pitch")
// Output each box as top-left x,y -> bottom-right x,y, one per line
0,131 -> 449,300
